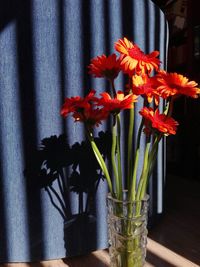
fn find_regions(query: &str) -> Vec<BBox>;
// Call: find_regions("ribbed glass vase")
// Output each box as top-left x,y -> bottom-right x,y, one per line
107,191 -> 149,267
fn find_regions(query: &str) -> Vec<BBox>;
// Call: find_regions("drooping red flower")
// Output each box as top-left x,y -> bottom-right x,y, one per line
88,54 -> 121,80
155,71 -> 200,99
73,107 -> 109,127
132,74 -> 160,104
60,90 -> 97,117
114,37 -> 160,76
97,91 -> 138,114
60,90 -> 109,127
139,107 -> 179,135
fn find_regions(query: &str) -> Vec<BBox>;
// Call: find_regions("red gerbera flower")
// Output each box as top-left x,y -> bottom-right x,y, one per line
60,90 -> 108,127
60,90 -> 97,117
97,91 -> 138,114
156,71 -> 200,99
132,74 -> 160,104
73,107 -> 109,127
114,37 -> 160,76
139,107 -> 179,136
88,54 -> 121,80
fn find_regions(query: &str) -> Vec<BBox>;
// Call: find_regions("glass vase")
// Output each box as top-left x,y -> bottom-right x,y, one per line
107,191 -> 149,267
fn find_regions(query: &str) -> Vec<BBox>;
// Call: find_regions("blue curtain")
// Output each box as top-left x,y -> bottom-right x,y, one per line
0,0 -> 168,262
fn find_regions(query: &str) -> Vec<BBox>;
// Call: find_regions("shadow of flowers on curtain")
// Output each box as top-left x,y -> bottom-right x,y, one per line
24,131 -> 111,255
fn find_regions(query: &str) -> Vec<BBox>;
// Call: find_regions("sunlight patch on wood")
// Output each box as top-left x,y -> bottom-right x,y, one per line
147,238 -> 199,267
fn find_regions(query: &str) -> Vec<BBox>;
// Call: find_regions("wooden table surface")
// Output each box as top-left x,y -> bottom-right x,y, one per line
0,238 -> 199,267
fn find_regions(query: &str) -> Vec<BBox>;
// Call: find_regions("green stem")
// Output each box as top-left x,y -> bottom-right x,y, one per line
163,100 -> 170,115
129,97 -> 147,201
117,114 -> 123,199
127,106 -> 134,189
111,117 -> 119,198
86,128 -> 113,194
129,118 -> 144,201
148,134 -> 162,178
137,134 -> 163,202
127,78 -> 134,189
136,141 -> 151,201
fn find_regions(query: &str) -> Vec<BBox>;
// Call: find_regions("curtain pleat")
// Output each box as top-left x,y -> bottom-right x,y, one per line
0,0 -> 168,262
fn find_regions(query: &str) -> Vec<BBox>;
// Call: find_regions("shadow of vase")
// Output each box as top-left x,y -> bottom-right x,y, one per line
64,212 -> 97,256
24,132 -> 112,255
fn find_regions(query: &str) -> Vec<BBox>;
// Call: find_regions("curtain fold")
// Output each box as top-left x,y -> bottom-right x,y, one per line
0,0 -> 168,262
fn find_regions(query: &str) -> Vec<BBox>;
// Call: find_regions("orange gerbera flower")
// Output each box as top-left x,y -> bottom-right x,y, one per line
97,91 -> 138,114
60,90 -> 97,117
139,107 -> 179,136
114,37 -> 160,75
156,71 -> 200,99
73,107 -> 109,127
132,74 -> 160,104
88,54 -> 121,80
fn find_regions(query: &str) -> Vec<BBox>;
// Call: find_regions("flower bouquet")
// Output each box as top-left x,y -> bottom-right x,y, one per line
61,37 -> 200,267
